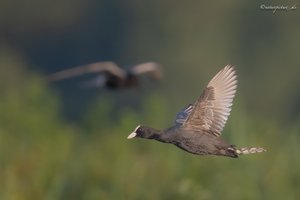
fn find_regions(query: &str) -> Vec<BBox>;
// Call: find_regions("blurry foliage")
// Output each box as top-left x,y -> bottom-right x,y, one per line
0,1 -> 300,200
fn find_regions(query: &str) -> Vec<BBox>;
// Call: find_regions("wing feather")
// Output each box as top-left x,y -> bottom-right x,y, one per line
182,65 -> 237,137
174,104 -> 193,125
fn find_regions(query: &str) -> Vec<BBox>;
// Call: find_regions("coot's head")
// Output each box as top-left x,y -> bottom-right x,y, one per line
127,125 -> 157,139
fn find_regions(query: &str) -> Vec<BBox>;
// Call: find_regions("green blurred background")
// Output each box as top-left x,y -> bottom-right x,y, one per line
0,1 -> 299,199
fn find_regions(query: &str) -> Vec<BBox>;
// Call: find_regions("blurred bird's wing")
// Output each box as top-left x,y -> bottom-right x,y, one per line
80,75 -> 107,88
175,104 -> 193,125
47,61 -> 126,82
182,65 -> 237,137
130,62 -> 163,80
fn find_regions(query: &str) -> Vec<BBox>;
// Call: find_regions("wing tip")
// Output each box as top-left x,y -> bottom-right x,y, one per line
208,64 -> 238,87
224,64 -> 237,77
224,64 -> 236,71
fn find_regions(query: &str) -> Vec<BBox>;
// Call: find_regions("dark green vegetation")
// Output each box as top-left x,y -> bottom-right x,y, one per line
1,1 -> 300,199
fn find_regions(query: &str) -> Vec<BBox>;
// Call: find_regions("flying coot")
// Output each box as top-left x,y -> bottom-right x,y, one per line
48,61 -> 162,89
128,65 -> 266,158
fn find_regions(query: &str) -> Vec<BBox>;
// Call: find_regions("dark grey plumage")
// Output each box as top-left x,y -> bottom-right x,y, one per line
47,61 -> 162,89
128,65 -> 266,158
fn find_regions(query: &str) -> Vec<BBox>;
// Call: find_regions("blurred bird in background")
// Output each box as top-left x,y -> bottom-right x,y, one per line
48,61 -> 163,89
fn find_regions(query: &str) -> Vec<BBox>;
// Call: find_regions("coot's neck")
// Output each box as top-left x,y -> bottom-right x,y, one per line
143,126 -> 167,143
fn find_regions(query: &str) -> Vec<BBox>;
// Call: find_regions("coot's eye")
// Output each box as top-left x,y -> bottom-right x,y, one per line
136,127 -> 142,134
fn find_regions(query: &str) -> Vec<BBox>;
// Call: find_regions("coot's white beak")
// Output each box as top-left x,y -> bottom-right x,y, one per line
127,132 -> 137,139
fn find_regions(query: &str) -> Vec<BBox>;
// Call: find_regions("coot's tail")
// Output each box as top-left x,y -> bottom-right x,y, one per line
236,147 -> 266,155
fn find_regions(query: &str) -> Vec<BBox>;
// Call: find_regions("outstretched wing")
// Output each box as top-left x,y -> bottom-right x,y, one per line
47,61 -> 126,82
175,104 -> 193,125
80,75 -> 107,88
182,65 -> 237,137
130,62 -> 163,80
